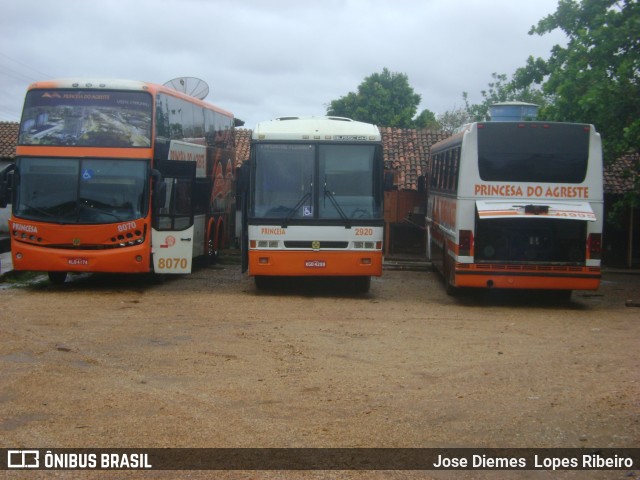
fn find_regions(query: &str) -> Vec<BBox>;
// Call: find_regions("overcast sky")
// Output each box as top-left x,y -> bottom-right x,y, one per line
0,0 -> 566,128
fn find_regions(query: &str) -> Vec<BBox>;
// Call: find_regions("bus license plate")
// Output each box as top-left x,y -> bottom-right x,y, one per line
305,260 -> 326,268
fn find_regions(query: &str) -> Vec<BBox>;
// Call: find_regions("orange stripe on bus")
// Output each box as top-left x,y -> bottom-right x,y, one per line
453,264 -> 600,290
16,146 -> 152,159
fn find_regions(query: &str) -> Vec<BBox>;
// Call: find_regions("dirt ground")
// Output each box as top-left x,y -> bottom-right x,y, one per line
0,256 -> 638,480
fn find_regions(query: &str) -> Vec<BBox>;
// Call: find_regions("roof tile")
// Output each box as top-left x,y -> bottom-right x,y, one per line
0,122 -> 19,160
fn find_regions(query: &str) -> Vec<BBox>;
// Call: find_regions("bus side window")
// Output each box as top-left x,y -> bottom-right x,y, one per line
452,147 -> 460,191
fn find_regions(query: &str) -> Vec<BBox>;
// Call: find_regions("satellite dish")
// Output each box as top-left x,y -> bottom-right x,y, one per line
163,77 -> 209,100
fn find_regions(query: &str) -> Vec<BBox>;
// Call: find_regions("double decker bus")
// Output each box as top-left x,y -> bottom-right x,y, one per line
0,78 -> 236,283
426,121 -> 603,296
240,116 -> 384,292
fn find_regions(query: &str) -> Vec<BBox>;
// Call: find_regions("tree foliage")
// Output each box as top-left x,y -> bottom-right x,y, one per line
514,0 -> 640,164
327,68 -> 422,128
436,73 -> 549,132
463,73 -> 551,122
436,107 -> 473,134
413,108 -> 440,129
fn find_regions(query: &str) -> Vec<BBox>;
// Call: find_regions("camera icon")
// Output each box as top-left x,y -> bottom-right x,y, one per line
7,450 -> 40,468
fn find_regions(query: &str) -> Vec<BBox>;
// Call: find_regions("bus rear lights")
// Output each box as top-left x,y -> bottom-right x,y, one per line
258,257 -> 270,264
360,258 -> 372,265
459,230 -> 473,256
588,233 -> 602,259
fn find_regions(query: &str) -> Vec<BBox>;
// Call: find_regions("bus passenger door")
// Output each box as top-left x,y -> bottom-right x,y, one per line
152,160 -> 196,274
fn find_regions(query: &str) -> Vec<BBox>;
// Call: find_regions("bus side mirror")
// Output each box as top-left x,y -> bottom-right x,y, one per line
237,160 -> 250,194
151,169 -> 167,212
0,165 -> 16,209
384,172 -> 395,191
417,175 -> 426,193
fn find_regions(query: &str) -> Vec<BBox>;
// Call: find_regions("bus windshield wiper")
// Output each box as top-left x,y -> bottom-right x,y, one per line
281,191 -> 311,228
79,201 -> 124,222
324,180 -> 351,229
22,203 -> 59,219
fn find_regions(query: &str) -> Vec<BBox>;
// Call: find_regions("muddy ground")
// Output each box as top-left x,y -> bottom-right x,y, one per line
0,257 -> 638,480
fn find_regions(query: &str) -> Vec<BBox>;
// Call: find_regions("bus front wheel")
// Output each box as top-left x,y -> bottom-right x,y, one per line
352,276 -> 371,294
48,272 -> 67,285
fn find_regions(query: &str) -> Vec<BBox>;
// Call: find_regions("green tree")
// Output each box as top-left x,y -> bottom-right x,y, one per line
413,108 -> 439,129
514,0 -> 640,162
436,107 -> 473,133
327,68 -> 421,127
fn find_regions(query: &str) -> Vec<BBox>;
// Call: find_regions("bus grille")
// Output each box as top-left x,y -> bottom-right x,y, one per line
284,241 -> 349,249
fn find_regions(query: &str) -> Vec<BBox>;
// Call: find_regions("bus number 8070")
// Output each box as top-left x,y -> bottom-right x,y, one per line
157,258 -> 188,269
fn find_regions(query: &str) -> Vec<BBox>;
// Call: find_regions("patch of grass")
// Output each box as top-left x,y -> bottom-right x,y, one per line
0,270 -> 48,288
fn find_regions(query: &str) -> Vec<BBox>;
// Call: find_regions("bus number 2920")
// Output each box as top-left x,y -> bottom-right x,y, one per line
157,258 -> 188,269
355,228 -> 374,236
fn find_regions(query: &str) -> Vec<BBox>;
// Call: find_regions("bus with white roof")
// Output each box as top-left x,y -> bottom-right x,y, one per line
426,120 -> 603,296
240,116 -> 384,292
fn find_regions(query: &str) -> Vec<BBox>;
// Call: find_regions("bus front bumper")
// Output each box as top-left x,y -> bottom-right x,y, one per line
249,250 -> 382,277
11,240 -> 151,274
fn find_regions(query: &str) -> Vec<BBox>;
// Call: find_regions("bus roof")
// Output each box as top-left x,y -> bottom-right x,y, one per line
252,116 -> 381,142
26,78 -> 234,118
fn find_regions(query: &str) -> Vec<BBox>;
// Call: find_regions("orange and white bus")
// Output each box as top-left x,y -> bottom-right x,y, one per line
240,116 -> 384,292
426,121 -> 603,296
0,78 -> 236,283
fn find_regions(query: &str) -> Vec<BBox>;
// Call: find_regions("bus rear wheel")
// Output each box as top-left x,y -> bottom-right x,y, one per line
206,228 -> 220,266
48,272 -> 67,285
442,255 -> 459,296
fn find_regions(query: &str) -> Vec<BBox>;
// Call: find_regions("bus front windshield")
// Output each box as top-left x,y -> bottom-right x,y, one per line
15,158 -> 148,224
252,143 -> 382,221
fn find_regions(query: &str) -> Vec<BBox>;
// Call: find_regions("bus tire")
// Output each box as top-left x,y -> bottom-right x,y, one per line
206,227 -> 220,266
353,276 -> 371,294
48,272 -> 67,285
552,289 -> 572,300
254,275 -> 270,290
443,255 -> 458,296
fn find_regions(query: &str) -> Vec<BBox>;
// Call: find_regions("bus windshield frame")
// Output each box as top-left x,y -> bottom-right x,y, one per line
251,142 -> 383,223
14,157 -> 149,225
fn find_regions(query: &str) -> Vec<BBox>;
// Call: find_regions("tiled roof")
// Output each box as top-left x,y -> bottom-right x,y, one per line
0,122 -> 19,160
234,128 -> 252,167
604,153 -> 639,195
379,127 -> 449,190
233,127 -> 449,190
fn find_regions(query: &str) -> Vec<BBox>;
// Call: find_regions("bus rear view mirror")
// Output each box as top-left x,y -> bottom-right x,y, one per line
384,172 -> 395,191
0,165 -> 16,208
